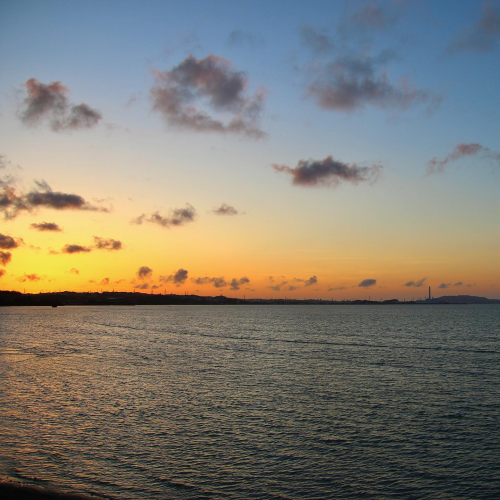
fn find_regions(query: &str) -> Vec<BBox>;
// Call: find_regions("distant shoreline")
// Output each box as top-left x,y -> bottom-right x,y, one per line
1,291 -> 499,307
0,481 -> 107,500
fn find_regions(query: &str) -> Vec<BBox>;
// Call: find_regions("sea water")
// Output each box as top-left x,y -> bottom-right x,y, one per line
0,305 -> 499,499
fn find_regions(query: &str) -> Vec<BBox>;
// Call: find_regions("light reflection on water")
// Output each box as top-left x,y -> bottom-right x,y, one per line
0,305 -> 499,499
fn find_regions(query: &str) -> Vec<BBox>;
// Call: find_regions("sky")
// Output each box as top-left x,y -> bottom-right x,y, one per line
1,0 -> 499,300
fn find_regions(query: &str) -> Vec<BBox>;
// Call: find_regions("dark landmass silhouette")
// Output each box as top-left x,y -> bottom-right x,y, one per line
1,291 -> 498,307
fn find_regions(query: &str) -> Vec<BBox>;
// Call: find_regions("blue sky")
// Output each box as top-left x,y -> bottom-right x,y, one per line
1,0 -> 499,298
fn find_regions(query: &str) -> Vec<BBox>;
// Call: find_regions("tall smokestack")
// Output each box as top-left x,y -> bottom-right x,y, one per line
429,287 -> 431,300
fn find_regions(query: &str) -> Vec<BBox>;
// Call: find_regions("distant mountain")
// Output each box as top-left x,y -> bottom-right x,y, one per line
433,295 -> 500,304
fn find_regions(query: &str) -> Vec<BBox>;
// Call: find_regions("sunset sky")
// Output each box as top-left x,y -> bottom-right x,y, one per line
1,0 -> 499,299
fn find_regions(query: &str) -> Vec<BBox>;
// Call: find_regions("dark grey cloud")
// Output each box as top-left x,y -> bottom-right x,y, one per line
0,251 -> 12,266
273,155 -> 382,188
404,278 -> 426,287
268,280 -> 288,291
30,222 -> 62,232
135,283 -> 149,290
191,276 -> 227,288
213,203 -> 239,216
19,78 -> 102,131
1,179 -> 108,220
359,278 -> 377,288
227,30 -> 264,47
160,268 -> 189,286
230,276 -> 250,290
62,244 -> 92,254
93,236 -> 123,251
151,54 -> 265,138
447,2 -> 500,55
427,143 -> 500,174
305,275 -> 318,287
307,53 -> 437,112
137,266 -> 153,280
0,233 -> 20,249
16,273 -> 42,282
132,204 -> 197,228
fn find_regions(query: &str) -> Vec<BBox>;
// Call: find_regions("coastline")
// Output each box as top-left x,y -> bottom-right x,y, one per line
0,482 -> 108,500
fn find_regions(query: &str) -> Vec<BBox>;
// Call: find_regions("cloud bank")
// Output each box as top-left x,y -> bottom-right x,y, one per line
273,155 -> 382,188
151,54 -> 265,138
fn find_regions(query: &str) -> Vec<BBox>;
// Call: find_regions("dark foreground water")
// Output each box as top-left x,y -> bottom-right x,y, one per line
0,305 -> 499,499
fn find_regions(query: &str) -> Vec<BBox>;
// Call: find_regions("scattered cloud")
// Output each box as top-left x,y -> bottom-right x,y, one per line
427,142 -> 500,174
0,251 -> 12,266
16,273 -> 43,282
227,30 -> 264,47
19,78 -> 102,131
273,155 -> 382,188
132,204 -> 197,228
0,233 -> 20,249
137,266 -> 153,280
68,268 -> 79,275
93,236 -> 123,251
359,278 -> 377,288
446,2 -> 500,55
305,275 -> 318,287
300,25 -> 334,54
100,278 -> 110,286
62,244 -> 92,254
1,178 -> 108,220
328,286 -> 348,291
160,268 -> 189,286
438,282 -> 464,289
150,54 -> 265,138
191,276 -> 227,288
230,276 -> 250,290
404,278 -> 426,287
0,269 -> 5,278
212,203 -> 239,216
134,283 -> 149,290
30,221 -> 62,232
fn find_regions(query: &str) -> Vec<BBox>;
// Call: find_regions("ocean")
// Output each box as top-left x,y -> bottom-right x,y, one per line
0,305 -> 499,499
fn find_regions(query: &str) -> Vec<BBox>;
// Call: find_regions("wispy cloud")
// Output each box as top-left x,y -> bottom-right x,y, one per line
227,30 -> 264,48
446,2 -> 500,55
93,236 -> 123,251
160,268 -> 189,286
132,204 -> 197,228
19,78 -> 102,131
212,203 -> 239,216
30,222 -> 62,232
427,143 -> 500,174
404,278 -> 426,287
359,278 -> 377,288
68,268 -> 79,275
438,282 -> 464,289
16,273 -> 43,282
273,155 -> 382,188
151,54 -> 265,138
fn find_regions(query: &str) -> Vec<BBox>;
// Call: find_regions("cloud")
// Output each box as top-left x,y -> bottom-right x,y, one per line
100,278 -> 110,286
427,143 -> 500,174
1,179 -> 108,220
438,281 -> 464,289
150,54 -> 265,138
132,204 -> 197,228
62,244 -> 92,254
0,251 -> 12,266
304,275 -> 318,287
267,280 -> 288,291
230,276 -> 250,290
0,233 -> 20,249
343,4 -> 399,34
160,268 -> 189,286
227,30 -> 264,47
69,268 -> 79,275
447,2 -> 500,54
0,269 -> 5,278
19,78 -> 102,131
212,203 -> 239,216
328,286 -> 348,291
93,236 -> 123,251
307,53 -> 437,112
359,278 -> 377,288
134,283 -> 149,290
404,278 -> 426,287
16,273 -> 43,282
273,155 -> 382,188
137,266 -> 153,280
300,26 -> 334,54
30,221 -> 62,232
191,276 -> 227,288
